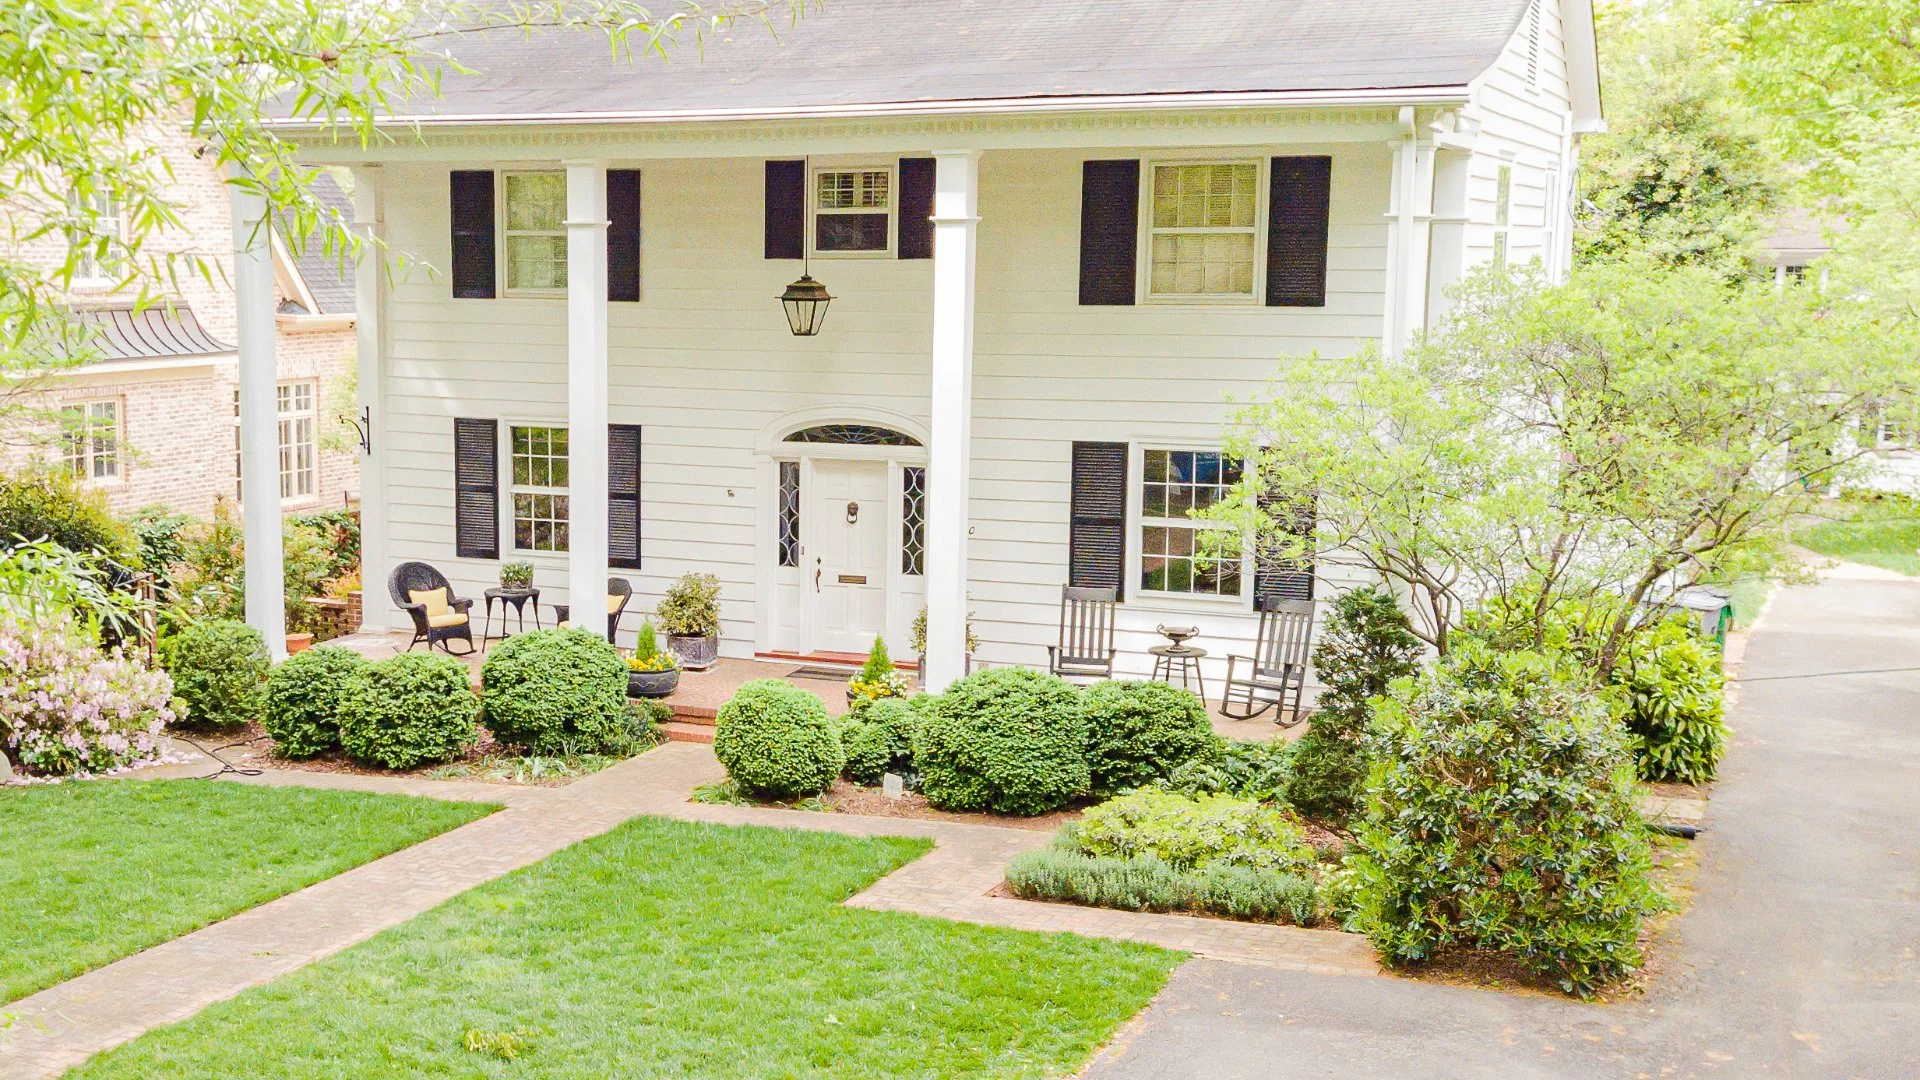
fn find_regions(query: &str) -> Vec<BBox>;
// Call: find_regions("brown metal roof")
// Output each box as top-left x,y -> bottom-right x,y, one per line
73,304 -> 232,361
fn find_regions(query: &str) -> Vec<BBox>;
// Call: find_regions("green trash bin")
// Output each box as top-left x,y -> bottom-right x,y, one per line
1670,586 -> 1735,644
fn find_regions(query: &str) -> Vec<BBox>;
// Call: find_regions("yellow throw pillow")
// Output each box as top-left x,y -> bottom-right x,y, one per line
605,593 -> 623,614
409,587 -> 451,617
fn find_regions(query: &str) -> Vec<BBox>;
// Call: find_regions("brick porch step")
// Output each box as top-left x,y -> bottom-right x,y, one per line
659,720 -> 715,744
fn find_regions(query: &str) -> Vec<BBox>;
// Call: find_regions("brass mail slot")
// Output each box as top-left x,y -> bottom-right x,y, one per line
836,574 -> 868,585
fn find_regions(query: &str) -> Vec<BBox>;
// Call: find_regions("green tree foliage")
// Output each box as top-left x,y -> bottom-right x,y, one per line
0,468 -> 132,560
1347,643 -> 1664,996
1289,586 -> 1422,819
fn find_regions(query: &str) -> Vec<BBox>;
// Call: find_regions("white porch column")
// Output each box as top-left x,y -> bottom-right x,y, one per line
349,165 -> 387,630
230,180 -> 287,658
923,150 -> 979,692
564,160 -> 610,617
1382,108 -> 1434,358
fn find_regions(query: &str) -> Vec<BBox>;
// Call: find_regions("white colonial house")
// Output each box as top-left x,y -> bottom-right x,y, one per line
235,0 -> 1601,689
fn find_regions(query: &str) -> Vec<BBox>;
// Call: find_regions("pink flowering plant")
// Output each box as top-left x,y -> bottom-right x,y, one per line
0,611 -> 176,777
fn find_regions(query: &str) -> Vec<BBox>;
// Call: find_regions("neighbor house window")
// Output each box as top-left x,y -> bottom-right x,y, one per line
511,425 -> 570,552
1878,418 -> 1911,451
1147,161 -> 1260,301
232,381 -> 317,501
61,400 -> 120,481
1492,164 -> 1513,270
813,167 -> 892,254
503,171 -> 568,293
68,190 -> 122,286
1139,449 -> 1244,597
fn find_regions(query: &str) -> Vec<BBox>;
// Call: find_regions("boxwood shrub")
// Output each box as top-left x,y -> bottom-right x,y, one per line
165,619 -> 271,728
264,646 -> 368,757
1081,680 -> 1223,796
838,718 -> 894,786
1160,738 -> 1295,804
1347,642 -> 1663,996
914,667 -> 1088,815
480,628 -> 638,754
712,680 -> 842,798
337,652 -> 478,769
839,695 -> 922,784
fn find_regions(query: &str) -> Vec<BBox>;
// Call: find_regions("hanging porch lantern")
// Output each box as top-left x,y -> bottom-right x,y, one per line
780,273 -> 834,336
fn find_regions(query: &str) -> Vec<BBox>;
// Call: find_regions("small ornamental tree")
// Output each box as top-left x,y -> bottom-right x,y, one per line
1347,643 -> 1663,996
1288,585 -> 1422,818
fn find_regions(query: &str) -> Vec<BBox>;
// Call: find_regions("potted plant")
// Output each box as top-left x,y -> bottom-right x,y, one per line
285,632 -> 314,655
911,607 -> 981,663
657,572 -> 721,671
848,634 -> 911,703
626,620 -> 681,698
499,561 -> 535,592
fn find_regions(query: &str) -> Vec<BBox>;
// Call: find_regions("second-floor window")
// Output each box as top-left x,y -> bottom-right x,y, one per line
1147,161 -> 1261,302
813,167 -> 892,255
61,400 -> 120,481
1492,164 -> 1514,270
503,171 -> 568,293
68,191 -> 122,286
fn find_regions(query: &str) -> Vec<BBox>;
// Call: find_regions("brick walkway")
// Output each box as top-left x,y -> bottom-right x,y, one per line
0,742 -> 1373,1078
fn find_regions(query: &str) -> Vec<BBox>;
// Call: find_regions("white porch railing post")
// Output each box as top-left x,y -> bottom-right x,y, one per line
349,165 -> 387,630
229,178 -> 287,659
924,150 -> 980,693
565,161 -> 610,622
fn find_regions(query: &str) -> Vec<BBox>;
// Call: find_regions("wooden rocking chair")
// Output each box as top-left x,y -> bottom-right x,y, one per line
1219,600 -> 1315,725
1047,585 -> 1117,681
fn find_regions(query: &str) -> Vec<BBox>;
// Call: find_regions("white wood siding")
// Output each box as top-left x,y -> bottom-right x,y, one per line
1464,0 -> 1578,275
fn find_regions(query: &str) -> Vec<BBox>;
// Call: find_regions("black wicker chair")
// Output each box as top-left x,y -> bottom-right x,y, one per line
552,577 -> 633,644
389,561 -> 475,654
1219,600 -> 1315,726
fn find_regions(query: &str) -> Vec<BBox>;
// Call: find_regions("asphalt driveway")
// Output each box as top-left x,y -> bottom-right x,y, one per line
1083,562 -> 1920,1079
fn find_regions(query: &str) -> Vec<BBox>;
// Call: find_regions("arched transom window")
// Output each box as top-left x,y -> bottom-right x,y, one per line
783,424 -> 921,447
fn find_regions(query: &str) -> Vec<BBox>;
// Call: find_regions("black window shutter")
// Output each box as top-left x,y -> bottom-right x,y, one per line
897,157 -> 935,259
764,160 -> 806,260
1266,156 -> 1333,307
609,424 -> 642,570
607,169 -> 642,302
1079,160 -> 1140,306
1069,441 -> 1129,597
449,170 -> 496,299
1253,490 -> 1316,608
453,418 -> 500,560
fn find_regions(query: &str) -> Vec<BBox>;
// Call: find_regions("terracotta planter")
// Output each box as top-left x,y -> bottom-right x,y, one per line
667,633 -> 719,671
627,667 -> 681,699
285,632 -> 315,655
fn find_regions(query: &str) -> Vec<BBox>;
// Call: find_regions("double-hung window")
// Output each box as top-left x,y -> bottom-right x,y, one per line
68,191 -> 122,287
1492,164 -> 1514,270
61,400 -> 120,481
232,382 -> 317,502
502,171 -> 568,293
510,425 -> 570,552
813,166 -> 892,255
1147,161 -> 1261,301
1139,449 -> 1244,598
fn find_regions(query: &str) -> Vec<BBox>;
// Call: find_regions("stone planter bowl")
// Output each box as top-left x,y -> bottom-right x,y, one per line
627,667 -> 681,699
667,633 -> 719,671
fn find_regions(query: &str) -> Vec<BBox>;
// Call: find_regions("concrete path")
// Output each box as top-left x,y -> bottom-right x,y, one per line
1,737 -> 1368,1078
1083,561 -> 1920,1079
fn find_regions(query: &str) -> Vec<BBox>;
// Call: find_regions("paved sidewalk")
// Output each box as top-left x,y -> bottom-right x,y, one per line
2,739 -> 1371,1077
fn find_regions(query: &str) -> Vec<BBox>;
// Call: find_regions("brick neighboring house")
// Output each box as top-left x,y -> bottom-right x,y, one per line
9,143 -> 359,518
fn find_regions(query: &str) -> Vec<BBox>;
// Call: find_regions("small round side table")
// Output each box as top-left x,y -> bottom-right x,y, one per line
482,587 -> 541,651
1150,644 -> 1208,701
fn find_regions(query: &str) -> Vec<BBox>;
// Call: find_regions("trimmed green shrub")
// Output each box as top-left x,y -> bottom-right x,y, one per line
337,652 -> 478,769
839,718 -> 894,785
1615,617 -> 1727,783
1347,643 -> 1663,996
840,695 -> 920,784
126,505 -> 190,587
1290,585 -> 1422,819
480,628 -> 638,754
1081,680 -> 1223,796
1075,789 -> 1317,876
713,679 -> 843,798
914,667 -> 1089,815
1161,738 -> 1294,804
264,646 -> 368,757
165,619 -> 270,728
0,468 -> 130,559
1005,848 -> 1318,926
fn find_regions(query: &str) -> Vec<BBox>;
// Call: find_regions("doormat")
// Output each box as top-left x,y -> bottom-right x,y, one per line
788,665 -> 859,680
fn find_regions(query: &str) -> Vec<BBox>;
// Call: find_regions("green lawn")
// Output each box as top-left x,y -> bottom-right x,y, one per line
1795,497 -> 1920,577
1,779 -> 495,1003
71,817 -> 1179,1079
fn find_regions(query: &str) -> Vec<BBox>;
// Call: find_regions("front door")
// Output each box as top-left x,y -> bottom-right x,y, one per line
808,459 -> 889,654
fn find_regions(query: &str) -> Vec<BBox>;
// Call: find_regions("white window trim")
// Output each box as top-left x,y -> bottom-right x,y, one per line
277,381 -> 319,504
498,169 -> 569,298
1137,157 -> 1268,308
1491,162 -> 1514,270
809,163 -> 896,259
505,421 -> 572,556
232,381 -> 320,507
69,191 -> 123,292
61,398 -> 123,485
1127,442 -> 1253,609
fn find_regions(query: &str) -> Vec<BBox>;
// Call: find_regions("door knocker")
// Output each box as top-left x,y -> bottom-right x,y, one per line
845,501 -> 860,524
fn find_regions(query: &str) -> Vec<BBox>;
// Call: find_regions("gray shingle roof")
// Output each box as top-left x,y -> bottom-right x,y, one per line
73,304 -> 232,361
403,0 -> 1532,122
276,170 -> 356,316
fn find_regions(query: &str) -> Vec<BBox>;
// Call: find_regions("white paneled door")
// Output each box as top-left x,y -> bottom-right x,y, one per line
808,459 -> 889,654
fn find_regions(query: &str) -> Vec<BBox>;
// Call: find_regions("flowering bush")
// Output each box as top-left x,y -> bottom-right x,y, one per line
0,612 -> 175,776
